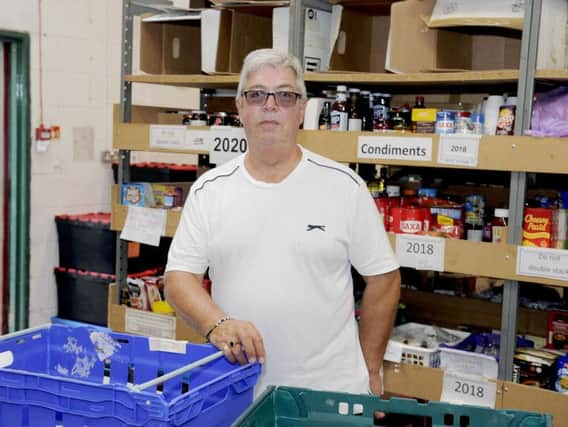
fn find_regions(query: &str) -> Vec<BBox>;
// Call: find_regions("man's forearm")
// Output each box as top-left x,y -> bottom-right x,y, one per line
164,271 -> 226,336
359,269 -> 401,376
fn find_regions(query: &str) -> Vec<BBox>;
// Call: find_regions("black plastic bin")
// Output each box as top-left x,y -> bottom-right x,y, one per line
55,213 -> 171,274
54,268 -> 112,325
112,162 -> 197,183
54,267 -> 163,326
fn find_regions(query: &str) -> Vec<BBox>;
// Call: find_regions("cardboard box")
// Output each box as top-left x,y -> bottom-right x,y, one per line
386,0 -> 521,73
171,0 -> 208,10
428,0 -> 524,30
327,5 -> 390,72
140,14 -> 202,75
107,284 -> 205,342
201,9 -> 272,74
273,6 -> 332,72
140,9 -> 271,75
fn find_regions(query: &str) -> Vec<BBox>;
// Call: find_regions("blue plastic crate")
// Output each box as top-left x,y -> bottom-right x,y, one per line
0,325 -> 260,426
232,386 -> 553,426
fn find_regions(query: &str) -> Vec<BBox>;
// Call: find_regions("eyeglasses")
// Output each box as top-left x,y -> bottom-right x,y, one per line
242,90 -> 302,107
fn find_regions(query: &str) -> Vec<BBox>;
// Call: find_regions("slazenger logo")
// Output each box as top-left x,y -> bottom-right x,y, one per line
400,221 -> 422,233
306,224 -> 326,232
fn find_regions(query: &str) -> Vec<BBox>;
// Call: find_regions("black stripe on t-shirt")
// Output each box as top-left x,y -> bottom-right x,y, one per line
307,158 -> 359,185
194,165 -> 240,195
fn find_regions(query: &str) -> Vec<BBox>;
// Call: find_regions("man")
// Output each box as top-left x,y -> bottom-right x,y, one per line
165,48 -> 400,396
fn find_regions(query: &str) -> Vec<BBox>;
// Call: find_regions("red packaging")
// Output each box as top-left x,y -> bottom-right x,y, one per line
374,196 -> 390,227
522,208 -> 557,247
389,207 -> 403,233
547,311 -> 568,350
399,207 -> 425,234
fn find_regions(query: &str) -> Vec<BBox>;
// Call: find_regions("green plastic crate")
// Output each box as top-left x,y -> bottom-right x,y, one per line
232,386 -> 552,427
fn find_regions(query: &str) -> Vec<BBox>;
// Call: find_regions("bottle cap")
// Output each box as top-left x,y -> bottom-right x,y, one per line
494,208 -> 509,218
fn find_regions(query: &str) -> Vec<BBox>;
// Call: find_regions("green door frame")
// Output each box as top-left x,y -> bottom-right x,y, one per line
1,30 -> 31,332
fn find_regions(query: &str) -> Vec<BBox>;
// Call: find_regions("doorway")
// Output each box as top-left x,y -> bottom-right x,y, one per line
0,31 -> 31,333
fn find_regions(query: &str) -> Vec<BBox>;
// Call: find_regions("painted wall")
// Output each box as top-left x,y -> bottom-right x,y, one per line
0,0 -> 199,326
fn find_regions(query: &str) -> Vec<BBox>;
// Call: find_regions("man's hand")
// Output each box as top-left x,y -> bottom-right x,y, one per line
208,318 -> 266,365
369,372 -> 382,396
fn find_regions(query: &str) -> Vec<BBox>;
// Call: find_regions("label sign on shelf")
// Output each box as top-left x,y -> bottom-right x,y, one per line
149,125 -> 188,150
395,234 -> 445,271
383,341 -> 403,363
437,134 -> 481,167
441,371 -> 497,409
185,129 -> 211,151
357,136 -> 433,162
120,206 -> 167,247
125,309 -> 176,340
516,246 -> 568,281
208,126 -> 248,164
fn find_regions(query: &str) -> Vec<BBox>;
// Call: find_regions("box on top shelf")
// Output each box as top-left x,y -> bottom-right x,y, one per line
201,8 -> 272,74
0,325 -> 260,427
140,13 -> 202,75
139,8 -> 272,75
273,6 -> 332,72
386,0 -> 521,73
327,4 -> 390,73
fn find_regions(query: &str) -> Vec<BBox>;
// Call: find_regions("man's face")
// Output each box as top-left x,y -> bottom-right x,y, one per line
236,65 -> 306,147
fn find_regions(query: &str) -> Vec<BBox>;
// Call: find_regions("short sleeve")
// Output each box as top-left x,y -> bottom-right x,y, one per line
165,188 -> 209,274
349,184 -> 399,276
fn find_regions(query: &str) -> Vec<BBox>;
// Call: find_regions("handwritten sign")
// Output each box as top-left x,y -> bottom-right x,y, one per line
516,246 -> 568,281
437,134 -> 481,167
120,206 -> 167,246
149,125 -> 187,150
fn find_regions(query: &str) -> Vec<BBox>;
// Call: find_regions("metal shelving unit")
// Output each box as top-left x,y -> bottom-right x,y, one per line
115,1 -> 567,417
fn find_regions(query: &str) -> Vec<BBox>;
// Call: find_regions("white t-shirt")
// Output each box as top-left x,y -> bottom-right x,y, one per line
166,146 -> 399,395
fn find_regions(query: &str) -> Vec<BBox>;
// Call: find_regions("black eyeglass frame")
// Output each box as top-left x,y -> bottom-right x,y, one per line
241,90 -> 303,107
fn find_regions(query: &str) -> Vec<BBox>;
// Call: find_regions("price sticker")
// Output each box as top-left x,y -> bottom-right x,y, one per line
441,371 -> 497,409
208,126 -> 248,164
384,341 -> 403,363
149,125 -> 187,150
395,234 -> 445,271
437,134 -> 481,167
516,246 -> 568,281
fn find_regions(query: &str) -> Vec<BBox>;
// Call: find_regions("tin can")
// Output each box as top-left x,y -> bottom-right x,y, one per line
464,194 -> 485,225
400,207 -> 425,234
189,110 -> 208,126
455,111 -> 473,134
435,111 -> 455,134
208,112 -> 229,126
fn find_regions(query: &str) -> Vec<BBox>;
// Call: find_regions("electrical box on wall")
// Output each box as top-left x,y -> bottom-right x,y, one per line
35,124 -> 60,152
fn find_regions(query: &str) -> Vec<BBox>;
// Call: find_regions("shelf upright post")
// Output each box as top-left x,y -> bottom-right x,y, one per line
115,0 -> 134,304
498,0 -> 542,381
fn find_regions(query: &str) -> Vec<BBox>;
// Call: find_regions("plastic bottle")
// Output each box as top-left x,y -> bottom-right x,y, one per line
330,85 -> 349,131
348,88 -> 363,131
491,208 -> 509,244
318,101 -> 331,130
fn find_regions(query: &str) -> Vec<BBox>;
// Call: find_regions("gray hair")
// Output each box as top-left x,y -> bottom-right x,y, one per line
236,49 -> 307,100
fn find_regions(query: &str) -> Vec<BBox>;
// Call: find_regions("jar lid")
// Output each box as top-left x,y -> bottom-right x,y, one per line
494,208 -> 509,218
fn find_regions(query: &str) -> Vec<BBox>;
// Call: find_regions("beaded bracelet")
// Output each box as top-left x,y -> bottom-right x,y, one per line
205,315 -> 232,341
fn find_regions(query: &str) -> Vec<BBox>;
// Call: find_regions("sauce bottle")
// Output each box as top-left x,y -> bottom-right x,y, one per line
491,208 -> 509,244
330,85 -> 349,131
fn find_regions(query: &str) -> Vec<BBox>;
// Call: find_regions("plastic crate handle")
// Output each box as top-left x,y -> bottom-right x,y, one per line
129,350 -> 224,392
